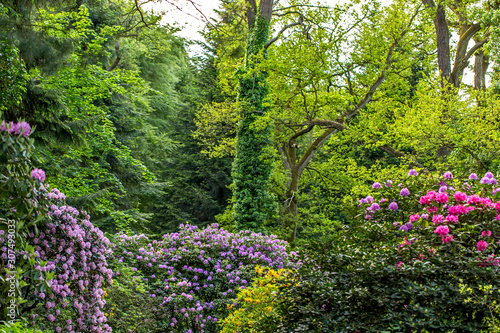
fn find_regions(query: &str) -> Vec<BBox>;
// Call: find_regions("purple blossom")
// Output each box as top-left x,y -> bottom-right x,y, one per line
408,169 -> 418,176
469,173 -> 478,180
443,171 -> 453,180
31,168 -> 46,183
485,172 -> 494,179
388,202 -> 398,211
400,188 -> 410,196
399,222 -> 413,232
372,182 -> 381,189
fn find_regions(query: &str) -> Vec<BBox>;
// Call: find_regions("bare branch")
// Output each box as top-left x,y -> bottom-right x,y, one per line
265,21 -> 303,49
273,4 -> 331,11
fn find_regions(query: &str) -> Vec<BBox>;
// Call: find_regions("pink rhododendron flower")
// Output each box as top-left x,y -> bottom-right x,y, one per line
436,192 -> 449,204
482,230 -> 492,237
409,213 -> 420,222
432,214 -> 444,225
477,240 -> 488,252
442,235 -> 453,243
444,215 -> 458,223
434,225 -> 449,237
453,191 -> 467,202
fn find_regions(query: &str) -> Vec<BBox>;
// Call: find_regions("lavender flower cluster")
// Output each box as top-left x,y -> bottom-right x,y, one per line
0,120 -> 31,137
0,179 -> 113,333
112,224 -> 295,333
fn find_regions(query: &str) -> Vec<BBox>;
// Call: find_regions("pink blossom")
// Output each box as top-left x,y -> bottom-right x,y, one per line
409,213 -> 420,222
444,215 -> 458,223
428,206 -> 438,213
31,168 -> 46,182
434,225 -> 449,237
453,191 -> 467,202
442,235 -> 453,243
482,230 -> 492,237
436,192 -> 449,204
432,214 -> 444,225
477,240 -> 488,252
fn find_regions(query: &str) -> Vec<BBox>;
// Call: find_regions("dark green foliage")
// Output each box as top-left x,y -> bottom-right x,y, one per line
277,243 -> 498,332
0,39 -> 27,112
233,15 -> 277,232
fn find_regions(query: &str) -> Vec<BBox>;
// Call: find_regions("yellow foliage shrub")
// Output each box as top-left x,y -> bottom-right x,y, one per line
220,266 -> 291,333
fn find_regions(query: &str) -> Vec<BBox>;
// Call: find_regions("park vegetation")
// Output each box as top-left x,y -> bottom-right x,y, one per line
1,0 -> 500,331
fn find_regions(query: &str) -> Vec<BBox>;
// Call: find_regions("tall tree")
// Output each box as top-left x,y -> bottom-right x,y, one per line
232,0 -> 277,232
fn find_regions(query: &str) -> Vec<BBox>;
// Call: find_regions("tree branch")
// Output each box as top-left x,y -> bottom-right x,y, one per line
265,21 -> 303,49
451,37 -> 488,84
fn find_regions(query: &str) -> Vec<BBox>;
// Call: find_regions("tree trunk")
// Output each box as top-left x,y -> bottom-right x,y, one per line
283,166 -> 299,243
474,48 -> 489,91
434,4 -> 451,82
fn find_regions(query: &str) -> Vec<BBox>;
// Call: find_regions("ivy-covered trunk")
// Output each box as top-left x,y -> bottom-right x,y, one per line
233,0 -> 277,233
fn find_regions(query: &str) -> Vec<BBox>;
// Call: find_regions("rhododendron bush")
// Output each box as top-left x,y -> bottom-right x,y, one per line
266,170 -> 500,332
357,169 -> 500,265
104,224 -> 294,332
0,120 -> 113,332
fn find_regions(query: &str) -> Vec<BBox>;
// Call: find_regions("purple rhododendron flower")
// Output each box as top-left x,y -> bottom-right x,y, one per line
408,169 -> 418,176
18,121 -> 31,137
31,168 -> 46,182
400,188 -> 410,196
399,222 -> 413,232
485,172 -> 494,179
372,182 -> 381,189
443,171 -> 453,180
469,173 -> 478,180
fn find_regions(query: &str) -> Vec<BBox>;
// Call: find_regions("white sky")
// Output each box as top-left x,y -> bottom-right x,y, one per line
145,0 -> 221,54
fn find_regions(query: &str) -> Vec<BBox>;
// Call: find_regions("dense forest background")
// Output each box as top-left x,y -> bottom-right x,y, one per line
1,0 -> 500,242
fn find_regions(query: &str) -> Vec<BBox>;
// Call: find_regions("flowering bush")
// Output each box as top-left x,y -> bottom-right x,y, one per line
1,119 -> 113,332
267,170 -> 500,332
105,224 -> 295,332
356,169 -> 500,266
0,184 -> 114,332
221,266 -> 290,333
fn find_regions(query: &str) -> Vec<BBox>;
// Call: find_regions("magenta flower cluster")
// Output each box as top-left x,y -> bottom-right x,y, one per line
0,180 -> 113,332
359,170 -> 500,267
0,120 -> 31,137
112,223 -> 295,332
